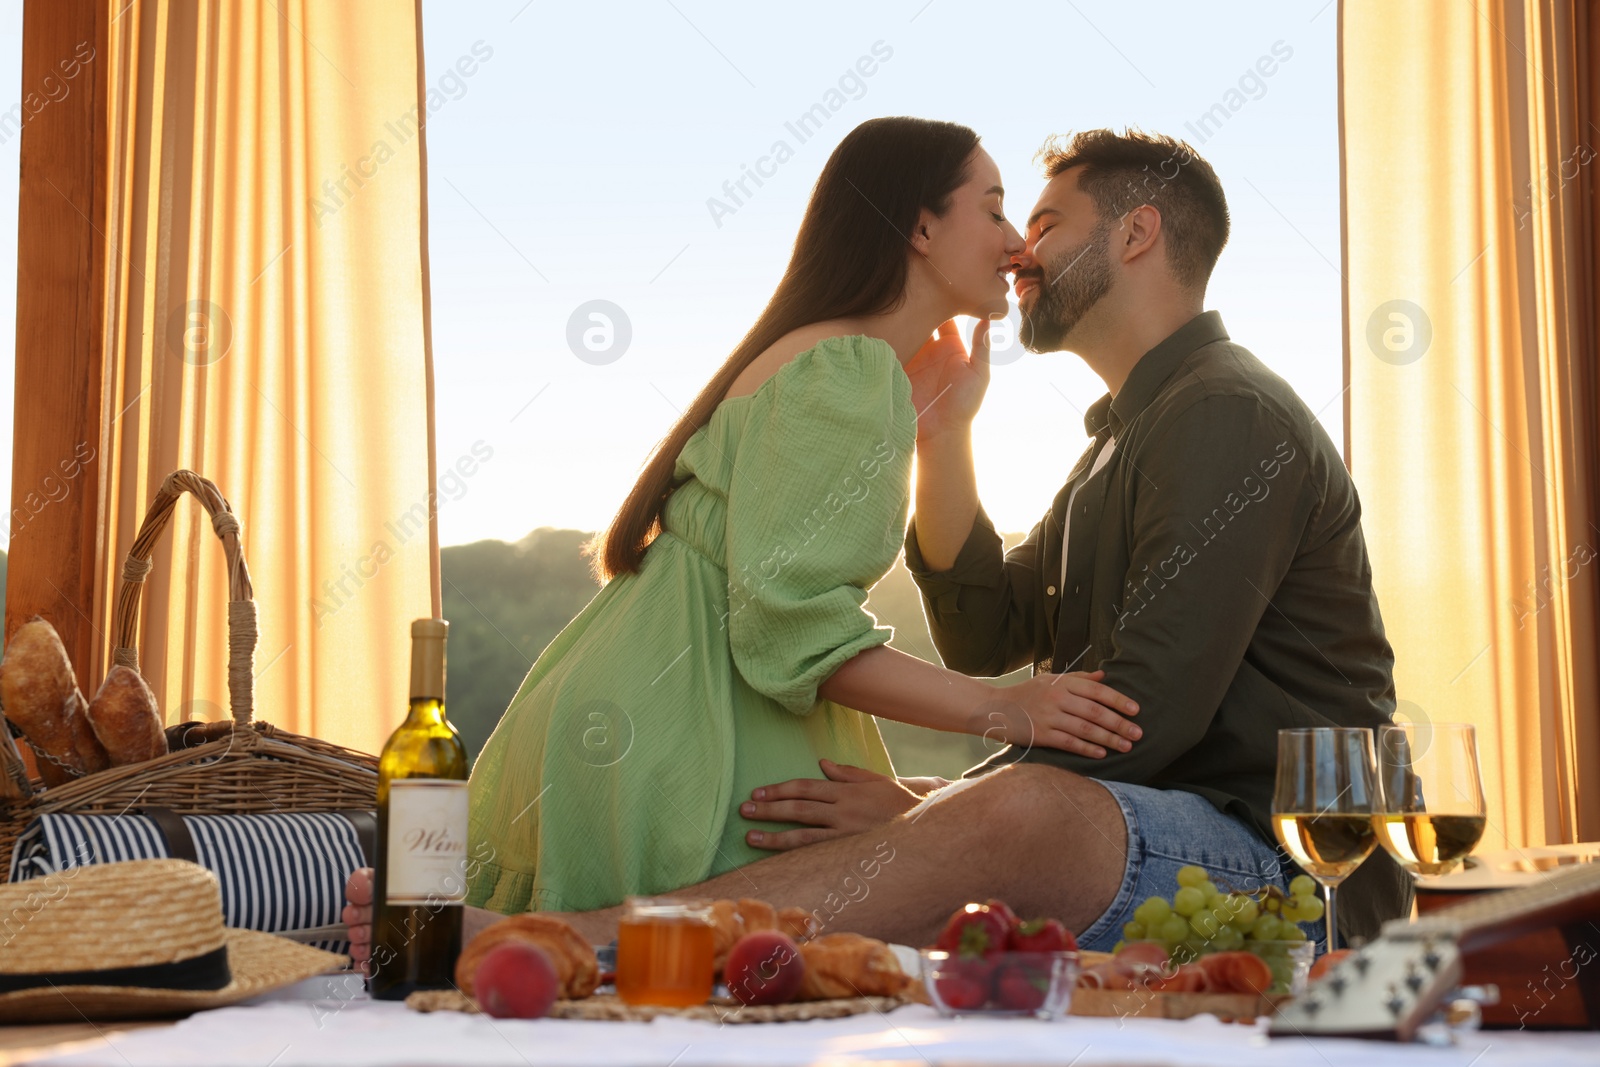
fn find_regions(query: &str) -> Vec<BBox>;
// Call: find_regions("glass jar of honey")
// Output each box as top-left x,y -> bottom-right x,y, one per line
615,897 -> 716,1007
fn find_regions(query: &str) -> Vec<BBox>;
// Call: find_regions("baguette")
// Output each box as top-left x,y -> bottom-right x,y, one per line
0,618 -> 107,785
86,665 -> 167,766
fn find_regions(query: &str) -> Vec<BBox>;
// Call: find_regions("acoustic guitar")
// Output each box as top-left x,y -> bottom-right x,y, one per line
1269,850 -> 1600,1039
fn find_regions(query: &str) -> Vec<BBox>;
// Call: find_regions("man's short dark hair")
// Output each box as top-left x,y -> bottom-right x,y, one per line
1036,129 -> 1230,290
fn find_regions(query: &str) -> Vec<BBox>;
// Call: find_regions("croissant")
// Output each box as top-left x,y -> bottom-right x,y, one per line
454,914 -> 599,1000
777,906 -> 817,943
709,897 -> 775,971
795,932 -> 914,1001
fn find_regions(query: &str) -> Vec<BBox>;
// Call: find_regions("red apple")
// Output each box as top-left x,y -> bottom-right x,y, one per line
474,941 -> 559,1019
724,930 -> 805,1006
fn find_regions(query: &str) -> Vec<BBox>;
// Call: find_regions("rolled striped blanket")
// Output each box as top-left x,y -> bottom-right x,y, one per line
7,809 -> 373,954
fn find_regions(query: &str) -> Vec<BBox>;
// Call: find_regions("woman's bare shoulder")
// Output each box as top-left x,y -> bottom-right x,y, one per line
723,321 -> 864,402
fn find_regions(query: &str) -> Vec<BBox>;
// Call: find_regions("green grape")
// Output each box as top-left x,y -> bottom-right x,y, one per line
1280,898 -> 1306,923
1297,893 -> 1325,921
1282,923 -> 1308,942
1158,915 -> 1190,944
1134,896 -> 1172,926
1176,865 -> 1209,888
1214,926 -> 1245,951
1289,874 -> 1317,898
1189,912 -> 1220,939
1173,886 -> 1206,916
1112,939 -> 1126,953
1251,916 -> 1282,941
1230,896 -> 1260,927
1123,920 -> 1146,940
1263,895 -> 1282,913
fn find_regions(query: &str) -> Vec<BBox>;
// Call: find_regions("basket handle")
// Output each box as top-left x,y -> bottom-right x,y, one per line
111,470 -> 258,726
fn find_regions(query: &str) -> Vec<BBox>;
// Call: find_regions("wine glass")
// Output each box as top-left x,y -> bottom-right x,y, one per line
1373,722 -> 1486,878
1272,727 -> 1381,953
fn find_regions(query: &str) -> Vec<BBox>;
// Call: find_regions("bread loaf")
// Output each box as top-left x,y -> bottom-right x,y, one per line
0,618 -> 107,785
86,665 -> 167,766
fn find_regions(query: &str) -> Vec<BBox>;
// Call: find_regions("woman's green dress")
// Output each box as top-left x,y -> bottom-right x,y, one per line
466,335 -> 918,914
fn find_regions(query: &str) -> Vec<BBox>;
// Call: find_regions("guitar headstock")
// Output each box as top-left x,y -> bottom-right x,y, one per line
1269,936 -> 1462,1040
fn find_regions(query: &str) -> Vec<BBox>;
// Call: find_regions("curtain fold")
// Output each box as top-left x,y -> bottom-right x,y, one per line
91,0 -> 438,755
1340,0 -> 1600,848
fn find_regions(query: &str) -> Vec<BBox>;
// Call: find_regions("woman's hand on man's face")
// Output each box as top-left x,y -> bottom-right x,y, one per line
906,318 -> 991,443
740,759 -> 924,851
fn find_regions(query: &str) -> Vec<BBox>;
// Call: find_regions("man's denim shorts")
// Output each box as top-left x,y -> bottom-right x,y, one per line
1077,779 -> 1328,952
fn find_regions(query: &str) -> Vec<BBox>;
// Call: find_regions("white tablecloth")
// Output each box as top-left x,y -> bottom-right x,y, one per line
29,976 -> 1600,1067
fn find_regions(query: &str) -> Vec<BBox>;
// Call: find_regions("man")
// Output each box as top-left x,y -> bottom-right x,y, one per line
345,129 -> 1409,961
893,127 -> 1411,946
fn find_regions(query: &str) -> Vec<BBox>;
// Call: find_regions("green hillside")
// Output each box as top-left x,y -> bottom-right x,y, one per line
440,528 -> 1028,782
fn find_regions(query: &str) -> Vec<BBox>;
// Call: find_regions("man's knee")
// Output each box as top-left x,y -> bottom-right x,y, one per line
949,763 -> 1126,855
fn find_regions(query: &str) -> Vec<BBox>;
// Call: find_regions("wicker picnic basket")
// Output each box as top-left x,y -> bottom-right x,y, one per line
0,470 -> 379,881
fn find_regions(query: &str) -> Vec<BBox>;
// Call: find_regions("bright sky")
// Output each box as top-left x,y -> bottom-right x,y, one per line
0,1 -> 1345,549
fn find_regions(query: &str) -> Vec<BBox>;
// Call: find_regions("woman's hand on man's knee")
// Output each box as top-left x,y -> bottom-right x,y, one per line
739,759 -> 923,851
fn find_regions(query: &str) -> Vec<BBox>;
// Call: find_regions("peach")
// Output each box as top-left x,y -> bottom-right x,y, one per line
474,941 -> 560,1019
723,930 -> 804,1006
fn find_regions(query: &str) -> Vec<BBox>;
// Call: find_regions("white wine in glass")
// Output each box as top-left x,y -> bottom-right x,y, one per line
1272,727 -> 1380,953
1373,722 -> 1487,877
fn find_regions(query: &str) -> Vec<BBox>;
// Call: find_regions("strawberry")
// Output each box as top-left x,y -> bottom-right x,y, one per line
984,898 -> 1021,935
935,903 -> 1011,961
994,961 -> 1050,1012
933,958 -> 993,1011
1010,917 -> 1076,954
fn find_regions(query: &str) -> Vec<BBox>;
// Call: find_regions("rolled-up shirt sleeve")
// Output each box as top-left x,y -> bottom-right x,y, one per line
903,506 -> 1051,677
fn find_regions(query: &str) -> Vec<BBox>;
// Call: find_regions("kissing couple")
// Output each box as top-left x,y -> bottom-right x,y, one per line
345,118 -> 1409,964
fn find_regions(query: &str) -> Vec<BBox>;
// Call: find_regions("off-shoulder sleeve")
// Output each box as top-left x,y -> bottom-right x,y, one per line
723,336 -> 917,714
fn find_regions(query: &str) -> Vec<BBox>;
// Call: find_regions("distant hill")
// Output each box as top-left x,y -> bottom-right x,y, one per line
440,529 -> 1028,781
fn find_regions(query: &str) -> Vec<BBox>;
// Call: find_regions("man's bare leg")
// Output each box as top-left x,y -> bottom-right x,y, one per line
554,763 -> 1127,946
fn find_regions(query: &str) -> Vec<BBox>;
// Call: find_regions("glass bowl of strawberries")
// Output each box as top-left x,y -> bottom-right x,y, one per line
919,900 -> 1080,1019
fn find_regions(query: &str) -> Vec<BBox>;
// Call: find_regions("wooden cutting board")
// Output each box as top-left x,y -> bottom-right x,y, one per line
1071,987 -> 1289,1023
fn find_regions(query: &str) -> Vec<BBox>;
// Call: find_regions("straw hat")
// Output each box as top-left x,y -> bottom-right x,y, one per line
0,858 -> 347,1022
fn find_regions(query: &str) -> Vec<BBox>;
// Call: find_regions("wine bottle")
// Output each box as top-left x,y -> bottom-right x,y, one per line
371,618 -> 470,1000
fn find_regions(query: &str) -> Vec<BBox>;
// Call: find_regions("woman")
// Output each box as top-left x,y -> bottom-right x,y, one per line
454,117 -> 1142,918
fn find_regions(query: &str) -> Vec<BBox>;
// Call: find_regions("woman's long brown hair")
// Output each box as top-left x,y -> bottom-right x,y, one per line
587,116 -> 980,582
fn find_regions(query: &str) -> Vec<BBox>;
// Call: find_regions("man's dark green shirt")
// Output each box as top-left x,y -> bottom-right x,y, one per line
903,312 -> 1412,944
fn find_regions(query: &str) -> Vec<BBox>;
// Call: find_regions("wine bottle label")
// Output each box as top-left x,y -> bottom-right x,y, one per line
385,779 -> 470,906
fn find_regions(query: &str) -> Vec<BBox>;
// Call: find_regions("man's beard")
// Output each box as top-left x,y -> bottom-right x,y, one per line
1019,221 -> 1113,353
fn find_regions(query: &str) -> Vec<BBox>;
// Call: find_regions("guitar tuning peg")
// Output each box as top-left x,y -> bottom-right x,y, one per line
1415,987 -> 1496,1046
1385,982 -> 1405,1016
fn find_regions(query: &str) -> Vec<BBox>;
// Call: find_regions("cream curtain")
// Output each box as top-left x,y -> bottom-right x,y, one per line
1341,0 -> 1600,848
91,0 -> 440,756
